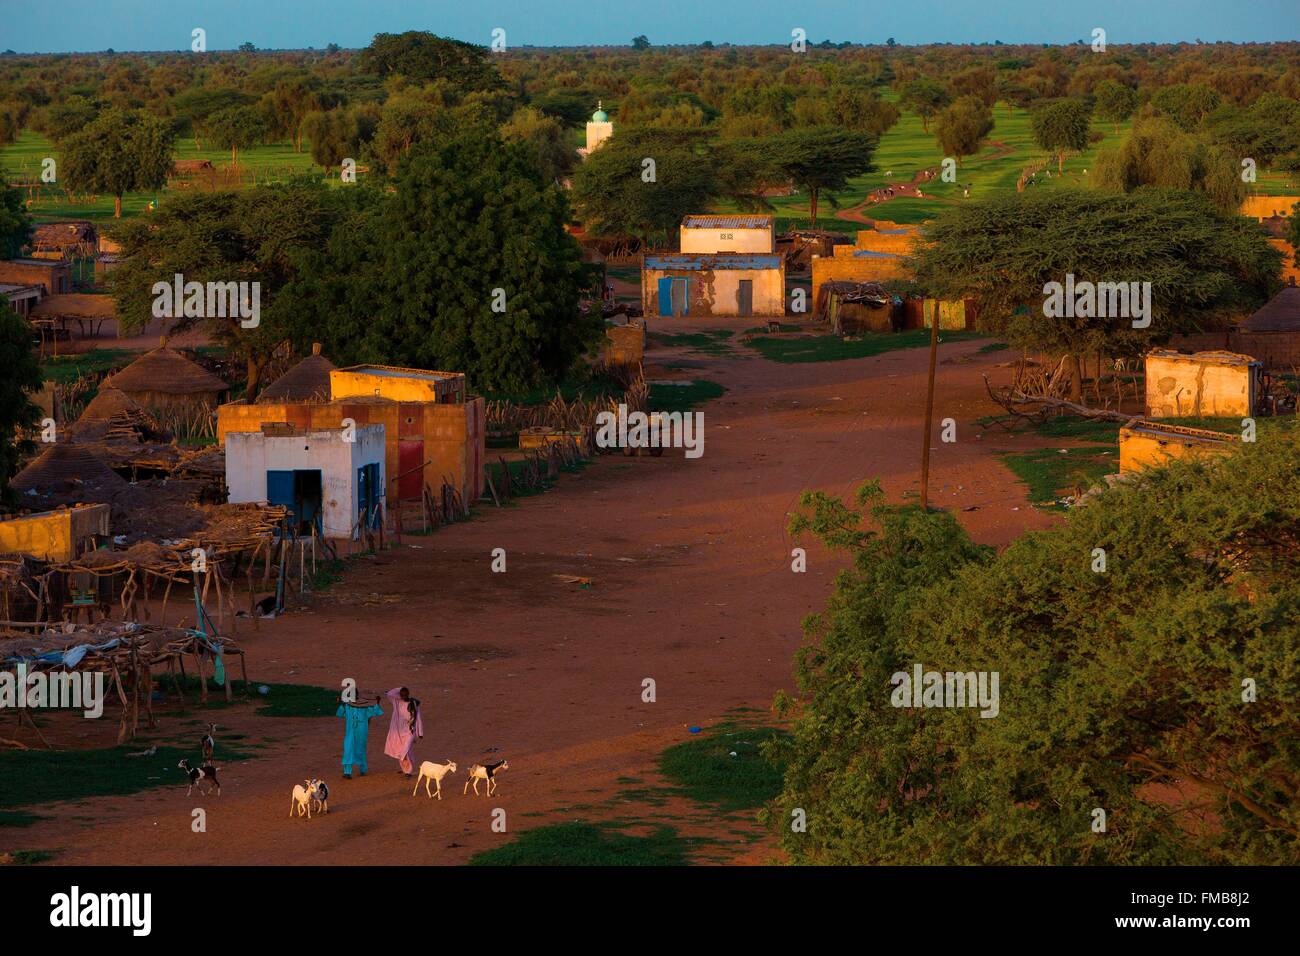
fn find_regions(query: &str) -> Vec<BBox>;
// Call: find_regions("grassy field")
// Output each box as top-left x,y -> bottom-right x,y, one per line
747,328 -> 983,363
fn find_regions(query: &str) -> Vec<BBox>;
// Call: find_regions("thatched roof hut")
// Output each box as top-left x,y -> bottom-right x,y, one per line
78,387 -> 141,422
10,444 -> 127,495
29,221 -> 98,258
103,339 -> 229,409
258,343 -> 335,403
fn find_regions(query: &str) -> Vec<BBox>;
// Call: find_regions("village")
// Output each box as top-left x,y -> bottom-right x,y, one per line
0,9 -> 1296,892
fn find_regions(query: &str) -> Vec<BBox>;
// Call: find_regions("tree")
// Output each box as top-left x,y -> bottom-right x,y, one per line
910,189 -> 1279,401
933,95 -> 994,165
898,77 -> 951,132
204,104 -> 270,166
261,76 -> 330,152
632,36 -> 651,51
300,105 -> 379,171
500,106 -> 576,183
776,443 -> 1300,865
570,131 -> 720,247
169,88 -> 255,149
58,108 -> 174,217
950,66 -> 997,108
1030,98 -> 1092,172
1095,118 -> 1246,214
744,127 -> 877,227
109,181 -> 333,398
0,177 -> 32,258
356,31 -> 502,92
1093,79 -> 1138,134
282,133 -> 600,393
0,297 -> 41,503
1149,83 -> 1222,130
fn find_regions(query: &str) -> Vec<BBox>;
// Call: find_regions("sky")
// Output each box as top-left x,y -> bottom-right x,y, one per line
2,0 -> 1297,53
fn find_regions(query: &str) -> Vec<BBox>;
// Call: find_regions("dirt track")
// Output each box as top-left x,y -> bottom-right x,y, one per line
7,322 -> 1064,865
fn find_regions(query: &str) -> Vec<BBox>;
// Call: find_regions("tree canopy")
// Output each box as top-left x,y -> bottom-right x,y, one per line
355,32 -> 502,92
1030,98 -> 1093,172
775,441 -> 1300,864
0,296 -> 41,504
933,95 -> 994,164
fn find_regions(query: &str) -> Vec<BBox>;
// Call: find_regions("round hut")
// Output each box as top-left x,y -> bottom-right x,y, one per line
102,338 -> 229,411
10,444 -> 128,495
257,343 -> 336,403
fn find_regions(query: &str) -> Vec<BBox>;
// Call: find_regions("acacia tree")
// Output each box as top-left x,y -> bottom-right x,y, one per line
58,108 -> 174,217
0,177 -> 32,258
745,127 -> 878,227
1094,118 -> 1245,214
898,77 -> 951,132
110,182 -> 333,398
356,31 -> 502,91
933,95 -> 994,165
205,105 -> 270,166
1031,98 -> 1092,173
1093,79 -> 1138,134
775,442 -> 1300,865
910,188 -> 1279,401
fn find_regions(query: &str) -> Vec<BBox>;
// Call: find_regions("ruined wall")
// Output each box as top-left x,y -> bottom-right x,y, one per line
1119,423 -> 1239,474
811,255 -> 909,306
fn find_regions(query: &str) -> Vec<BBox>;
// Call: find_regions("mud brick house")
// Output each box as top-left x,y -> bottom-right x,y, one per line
1144,350 -> 1262,419
1233,286 -> 1300,370
642,252 -> 785,317
225,424 -> 386,540
679,215 -> 775,255
0,281 -> 43,318
0,503 -> 111,562
218,361 -> 485,508
0,257 -> 71,295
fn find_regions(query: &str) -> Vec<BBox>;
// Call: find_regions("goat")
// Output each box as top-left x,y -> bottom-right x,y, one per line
412,760 -> 457,800
177,759 -> 220,797
201,723 -> 217,763
463,759 -> 508,796
310,779 -> 330,814
290,780 -> 319,819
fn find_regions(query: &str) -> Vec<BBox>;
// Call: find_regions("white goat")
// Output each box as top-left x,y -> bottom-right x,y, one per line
412,760 -> 457,800
290,779 -> 320,819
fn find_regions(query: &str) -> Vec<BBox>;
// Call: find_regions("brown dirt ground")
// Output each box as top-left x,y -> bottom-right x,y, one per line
5,319 -> 1073,866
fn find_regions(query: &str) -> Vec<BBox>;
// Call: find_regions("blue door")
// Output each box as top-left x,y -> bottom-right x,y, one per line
657,277 -> 674,317
267,470 -> 294,512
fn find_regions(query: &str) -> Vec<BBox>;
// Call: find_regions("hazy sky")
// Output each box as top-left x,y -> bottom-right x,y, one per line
3,0 -> 1297,53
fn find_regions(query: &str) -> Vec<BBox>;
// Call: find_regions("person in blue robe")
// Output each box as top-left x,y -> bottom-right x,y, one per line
336,696 -> 384,778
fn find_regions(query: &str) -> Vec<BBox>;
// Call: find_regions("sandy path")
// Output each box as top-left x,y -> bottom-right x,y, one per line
6,323 -> 1062,865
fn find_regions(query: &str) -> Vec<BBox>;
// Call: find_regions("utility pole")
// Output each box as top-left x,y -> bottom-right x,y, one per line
919,312 -> 939,510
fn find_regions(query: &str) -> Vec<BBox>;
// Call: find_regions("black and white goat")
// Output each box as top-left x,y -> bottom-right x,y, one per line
310,779 -> 330,814
178,759 -> 221,797
463,760 -> 508,796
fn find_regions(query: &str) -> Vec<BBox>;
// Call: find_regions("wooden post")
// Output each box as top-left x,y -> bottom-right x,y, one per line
920,312 -> 940,510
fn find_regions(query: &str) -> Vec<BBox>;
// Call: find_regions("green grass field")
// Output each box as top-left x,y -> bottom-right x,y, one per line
1,130 -> 320,223
747,328 -> 983,363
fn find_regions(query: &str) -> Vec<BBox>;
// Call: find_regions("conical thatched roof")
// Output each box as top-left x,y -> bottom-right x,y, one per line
10,444 -> 127,494
258,343 -> 335,403
104,340 -> 228,395
79,386 -> 141,422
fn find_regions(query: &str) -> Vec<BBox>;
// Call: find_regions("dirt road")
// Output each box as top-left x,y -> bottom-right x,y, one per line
7,322 -> 1062,865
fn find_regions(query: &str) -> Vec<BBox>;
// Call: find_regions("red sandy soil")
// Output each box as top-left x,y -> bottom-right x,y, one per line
5,319 -> 1071,866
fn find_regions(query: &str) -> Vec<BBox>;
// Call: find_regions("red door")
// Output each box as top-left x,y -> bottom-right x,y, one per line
398,440 -> 424,501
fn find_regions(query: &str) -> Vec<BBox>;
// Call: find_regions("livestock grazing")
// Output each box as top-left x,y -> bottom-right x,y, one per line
290,779 -> 322,819
463,760 -> 508,796
412,760 -> 457,800
309,780 -> 330,816
201,723 -> 217,763
177,759 -> 221,797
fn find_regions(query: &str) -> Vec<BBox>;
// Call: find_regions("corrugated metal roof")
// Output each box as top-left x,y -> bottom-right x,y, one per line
1238,287 -> 1300,332
644,253 -> 783,271
681,215 -> 773,230
851,250 -> 902,258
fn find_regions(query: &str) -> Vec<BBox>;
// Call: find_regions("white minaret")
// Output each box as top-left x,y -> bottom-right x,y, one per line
585,101 -> 613,154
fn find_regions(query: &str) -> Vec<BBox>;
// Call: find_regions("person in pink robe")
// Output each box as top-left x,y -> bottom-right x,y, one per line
384,687 -> 423,775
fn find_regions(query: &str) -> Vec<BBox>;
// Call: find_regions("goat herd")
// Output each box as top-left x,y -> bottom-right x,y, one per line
174,725 -> 511,822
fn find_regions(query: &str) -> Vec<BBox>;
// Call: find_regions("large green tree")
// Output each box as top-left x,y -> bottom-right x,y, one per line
1030,98 -> 1092,173
58,108 -> 175,217
775,442 -> 1300,864
283,133 -> 600,393
204,104 -> 270,167
910,188 -> 1280,400
356,31 -> 503,92
1093,79 -> 1138,134
933,95 -> 994,165
1094,118 -> 1245,214
0,177 -> 33,258
898,77 -> 951,132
